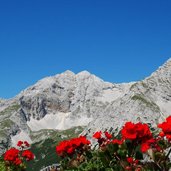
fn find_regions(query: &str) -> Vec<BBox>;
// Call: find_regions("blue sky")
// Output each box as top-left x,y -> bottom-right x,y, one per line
0,0 -> 171,98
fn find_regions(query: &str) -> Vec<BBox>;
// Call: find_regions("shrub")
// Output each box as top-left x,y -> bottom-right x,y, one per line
2,141 -> 34,171
56,116 -> 171,171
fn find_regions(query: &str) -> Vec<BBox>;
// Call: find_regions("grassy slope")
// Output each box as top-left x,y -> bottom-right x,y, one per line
26,126 -> 84,171
0,103 -> 20,142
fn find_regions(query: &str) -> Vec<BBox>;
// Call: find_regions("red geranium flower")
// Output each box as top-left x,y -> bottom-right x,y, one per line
121,122 -> 152,141
159,131 -> 165,137
112,139 -> 123,145
135,122 -> 152,140
67,147 -> 74,154
4,148 -> 20,164
158,116 -> 171,141
141,142 -> 150,153
24,141 -> 30,147
17,141 -> 23,147
14,157 -> 22,165
127,157 -> 139,165
56,140 -> 69,156
121,121 -> 154,153
121,122 -> 137,140
104,131 -> 112,139
22,150 -> 34,161
93,131 -> 102,139
56,136 -> 91,157
127,157 -> 134,164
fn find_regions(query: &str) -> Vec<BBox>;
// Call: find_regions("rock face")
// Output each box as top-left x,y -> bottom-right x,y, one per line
0,58 -> 171,155
17,70 -> 130,121
16,70 -> 133,132
86,59 -> 171,134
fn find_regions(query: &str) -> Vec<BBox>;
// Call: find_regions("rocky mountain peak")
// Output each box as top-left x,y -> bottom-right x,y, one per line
56,70 -> 75,77
76,70 -> 91,77
149,58 -> 171,78
165,57 -> 171,64
0,58 -> 171,156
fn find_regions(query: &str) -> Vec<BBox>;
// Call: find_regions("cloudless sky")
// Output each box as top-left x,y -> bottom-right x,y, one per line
0,0 -> 171,98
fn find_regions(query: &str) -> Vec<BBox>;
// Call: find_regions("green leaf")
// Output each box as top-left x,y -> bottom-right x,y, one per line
107,144 -> 119,154
135,145 -> 143,160
117,149 -> 127,158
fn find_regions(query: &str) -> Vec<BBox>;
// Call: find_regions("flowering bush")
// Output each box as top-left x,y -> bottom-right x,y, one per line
2,141 -> 34,171
56,136 -> 91,169
56,116 -> 171,171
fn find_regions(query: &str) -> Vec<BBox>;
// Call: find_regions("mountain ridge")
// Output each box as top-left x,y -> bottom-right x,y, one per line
0,58 -> 171,156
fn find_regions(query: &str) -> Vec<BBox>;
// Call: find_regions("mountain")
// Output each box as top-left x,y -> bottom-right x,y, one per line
84,59 -> 171,136
0,58 -> 171,169
17,70 -> 133,131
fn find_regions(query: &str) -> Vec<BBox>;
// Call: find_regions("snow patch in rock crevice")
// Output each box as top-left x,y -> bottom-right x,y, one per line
156,100 -> 171,117
96,89 -> 124,102
27,112 -> 93,131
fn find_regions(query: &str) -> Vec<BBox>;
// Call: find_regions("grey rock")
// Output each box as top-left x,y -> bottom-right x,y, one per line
0,58 -> 171,155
